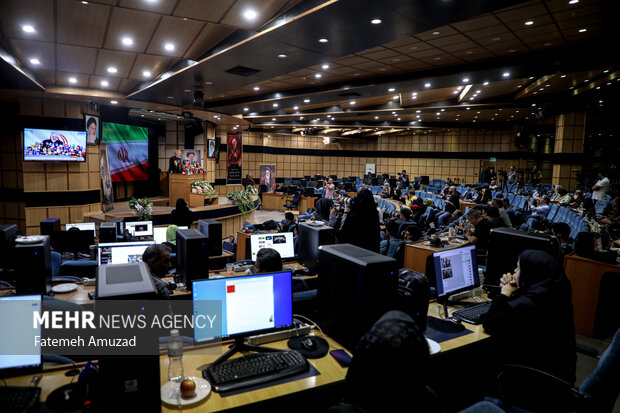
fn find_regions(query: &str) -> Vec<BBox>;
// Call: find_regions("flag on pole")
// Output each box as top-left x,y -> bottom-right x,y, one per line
102,122 -> 149,182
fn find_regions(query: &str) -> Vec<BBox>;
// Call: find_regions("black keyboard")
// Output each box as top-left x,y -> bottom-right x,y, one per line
0,386 -> 41,413
204,350 -> 309,392
452,302 -> 492,324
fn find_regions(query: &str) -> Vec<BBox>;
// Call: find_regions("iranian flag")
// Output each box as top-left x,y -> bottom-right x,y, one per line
102,122 -> 149,182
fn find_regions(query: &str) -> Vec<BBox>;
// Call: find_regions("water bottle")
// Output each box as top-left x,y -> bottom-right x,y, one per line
168,329 -> 184,382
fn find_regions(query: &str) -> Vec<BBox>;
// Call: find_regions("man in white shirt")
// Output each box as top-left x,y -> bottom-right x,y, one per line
592,171 -> 610,201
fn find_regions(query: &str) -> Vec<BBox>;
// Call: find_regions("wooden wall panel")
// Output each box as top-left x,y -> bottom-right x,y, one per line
46,173 -> 69,191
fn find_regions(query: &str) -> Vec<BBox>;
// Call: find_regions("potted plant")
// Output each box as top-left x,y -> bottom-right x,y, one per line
191,180 -> 218,204
128,197 -> 152,221
227,189 -> 257,216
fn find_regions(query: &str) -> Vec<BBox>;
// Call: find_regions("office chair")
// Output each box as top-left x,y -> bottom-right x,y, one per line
283,190 -> 301,210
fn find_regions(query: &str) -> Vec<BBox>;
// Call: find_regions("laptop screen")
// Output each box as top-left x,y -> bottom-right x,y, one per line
125,221 -> 153,237
0,295 -> 41,373
97,241 -> 154,265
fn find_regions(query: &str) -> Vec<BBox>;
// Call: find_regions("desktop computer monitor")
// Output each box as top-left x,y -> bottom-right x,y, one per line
65,222 -> 96,237
0,295 -> 41,377
298,223 -> 335,273
192,271 -> 293,343
0,224 -> 17,271
50,230 -> 95,255
250,232 -> 295,262
153,226 -> 188,245
318,244 -> 398,349
97,241 -> 154,265
486,227 -> 559,291
125,221 -> 153,237
431,244 -> 479,299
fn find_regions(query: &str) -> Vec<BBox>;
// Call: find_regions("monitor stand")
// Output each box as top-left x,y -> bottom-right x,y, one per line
210,337 -> 280,368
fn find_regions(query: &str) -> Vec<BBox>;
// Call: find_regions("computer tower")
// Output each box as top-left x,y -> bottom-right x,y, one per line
99,355 -> 161,412
110,218 -> 125,235
486,227 -> 559,290
197,219 -> 222,256
176,229 -> 209,291
99,222 -> 117,243
298,223 -> 335,273
15,235 -> 52,295
318,244 -> 398,349
40,218 -> 60,235
0,224 -> 17,271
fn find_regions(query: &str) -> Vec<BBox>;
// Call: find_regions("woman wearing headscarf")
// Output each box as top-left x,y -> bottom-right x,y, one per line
162,224 -> 179,253
170,198 -> 194,227
313,197 -> 333,222
337,188 -> 380,252
482,250 -> 576,384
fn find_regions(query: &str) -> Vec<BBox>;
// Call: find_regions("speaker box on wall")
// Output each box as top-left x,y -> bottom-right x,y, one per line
176,229 -> 209,291
40,218 -> 60,235
197,219 -> 222,256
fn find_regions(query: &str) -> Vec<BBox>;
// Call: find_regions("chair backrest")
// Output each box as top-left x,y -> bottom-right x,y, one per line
292,191 -> 302,203
547,204 -> 560,221
595,200 -> 610,215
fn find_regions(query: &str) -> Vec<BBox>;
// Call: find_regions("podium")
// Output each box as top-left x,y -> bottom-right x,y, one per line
168,173 -> 207,207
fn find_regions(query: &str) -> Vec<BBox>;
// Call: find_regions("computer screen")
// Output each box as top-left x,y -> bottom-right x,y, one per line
125,221 -> 153,237
432,245 -> 479,298
192,271 -> 293,343
65,222 -> 96,236
0,295 -> 41,374
97,241 -> 154,265
153,226 -> 188,244
250,232 -> 295,261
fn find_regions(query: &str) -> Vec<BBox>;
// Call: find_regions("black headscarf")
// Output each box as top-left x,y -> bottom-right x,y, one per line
343,311 -> 437,412
483,249 -> 576,384
338,188 -> 380,252
314,198 -> 333,222
171,197 -> 194,227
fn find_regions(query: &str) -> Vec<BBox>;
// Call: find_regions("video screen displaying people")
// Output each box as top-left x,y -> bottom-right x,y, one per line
24,128 -> 86,162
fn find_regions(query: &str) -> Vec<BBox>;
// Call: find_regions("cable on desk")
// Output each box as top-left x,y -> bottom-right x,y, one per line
293,314 -> 341,350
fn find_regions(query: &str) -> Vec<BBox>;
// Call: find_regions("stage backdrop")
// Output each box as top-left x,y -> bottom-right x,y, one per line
260,164 -> 276,192
102,122 -> 149,181
226,132 -> 242,185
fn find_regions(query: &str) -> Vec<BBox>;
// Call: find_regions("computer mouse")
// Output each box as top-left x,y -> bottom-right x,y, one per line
302,337 -> 316,351
445,317 -> 462,325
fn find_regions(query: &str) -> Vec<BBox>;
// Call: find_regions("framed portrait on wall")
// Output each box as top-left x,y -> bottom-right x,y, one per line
207,139 -> 216,158
85,114 -> 100,145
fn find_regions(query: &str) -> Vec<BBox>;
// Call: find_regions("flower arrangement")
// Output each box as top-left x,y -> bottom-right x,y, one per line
181,160 -> 205,175
191,180 -> 218,201
128,197 -> 152,221
227,189 -> 256,215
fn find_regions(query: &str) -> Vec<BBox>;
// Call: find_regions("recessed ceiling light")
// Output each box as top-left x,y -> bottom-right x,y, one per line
272,118 -> 276,121
424,82 -> 431,88
167,96 -> 174,99
272,103 -> 278,107
525,20 -> 534,26
463,77 -> 469,83
68,77 -> 77,84
388,88 -> 395,92
29,58 -> 40,65
81,1 -> 88,3
293,106 -> 299,110
101,80 -> 109,87
374,116 -> 379,119
502,72 -> 510,77
453,90 -> 459,94
569,0 -> 579,4
560,74 -> 567,78
469,97 -> 474,100
371,18 -> 382,24
585,79 -> 589,82
393,95 -> 399,99
322,64 -> 329,69
164,43 -> 175,51
107,67 -> 117,73
253,86 -> 260,91
318,38 -> 328,43
122,37 -> 133,46
142,70 -> 151,77
466,107 -> 470,110
432,31 -> 440,35
578,28 -> 587,33
436,112 -> 440,116
416,110 -> 421,113
304,99 -> 310,103
110,100 -> 118,104
277,54 -> 287,58
350,101 -> 356,105
397,118 -> 401,121
243,107 -> 248,111
22,25 -> 35,33
603,69 -> 609,73
314,73 -> 322,78
483,81 -> 489,86
243,9 -> 258,20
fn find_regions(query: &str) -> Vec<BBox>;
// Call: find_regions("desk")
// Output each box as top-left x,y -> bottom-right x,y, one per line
564,253 -> 620,336
403,239 -> 470,273
261,193 -> 315,212
460,201 -> 477,214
